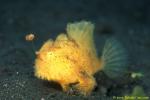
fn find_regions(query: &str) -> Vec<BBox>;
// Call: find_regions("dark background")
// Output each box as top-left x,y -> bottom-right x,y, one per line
0,0 -> 150,99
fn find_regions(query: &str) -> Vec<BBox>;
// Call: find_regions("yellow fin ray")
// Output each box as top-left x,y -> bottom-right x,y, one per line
66,21 -> 96,55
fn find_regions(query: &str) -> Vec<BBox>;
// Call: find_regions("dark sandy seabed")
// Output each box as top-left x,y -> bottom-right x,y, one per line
0,0 -> 150,100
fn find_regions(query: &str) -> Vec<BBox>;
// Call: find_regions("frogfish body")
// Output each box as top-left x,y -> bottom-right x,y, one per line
34,21 -> 128,95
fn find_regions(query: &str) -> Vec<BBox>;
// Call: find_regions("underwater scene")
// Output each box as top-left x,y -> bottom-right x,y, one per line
0,0 -> 150,99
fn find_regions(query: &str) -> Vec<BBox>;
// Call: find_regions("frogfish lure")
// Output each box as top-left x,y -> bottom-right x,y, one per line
34,21 -> 128,95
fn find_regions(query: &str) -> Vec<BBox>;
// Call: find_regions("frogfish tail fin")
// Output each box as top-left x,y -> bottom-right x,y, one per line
101,38 -> 128,78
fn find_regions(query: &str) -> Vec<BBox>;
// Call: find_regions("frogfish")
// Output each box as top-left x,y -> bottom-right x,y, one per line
34,21 -> 128,95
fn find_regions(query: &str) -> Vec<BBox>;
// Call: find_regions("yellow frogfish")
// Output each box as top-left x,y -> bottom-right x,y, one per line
34,21 -> 128,95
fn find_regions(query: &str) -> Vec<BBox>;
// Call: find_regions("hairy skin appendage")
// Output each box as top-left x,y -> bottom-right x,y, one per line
34,21 -> 128,95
